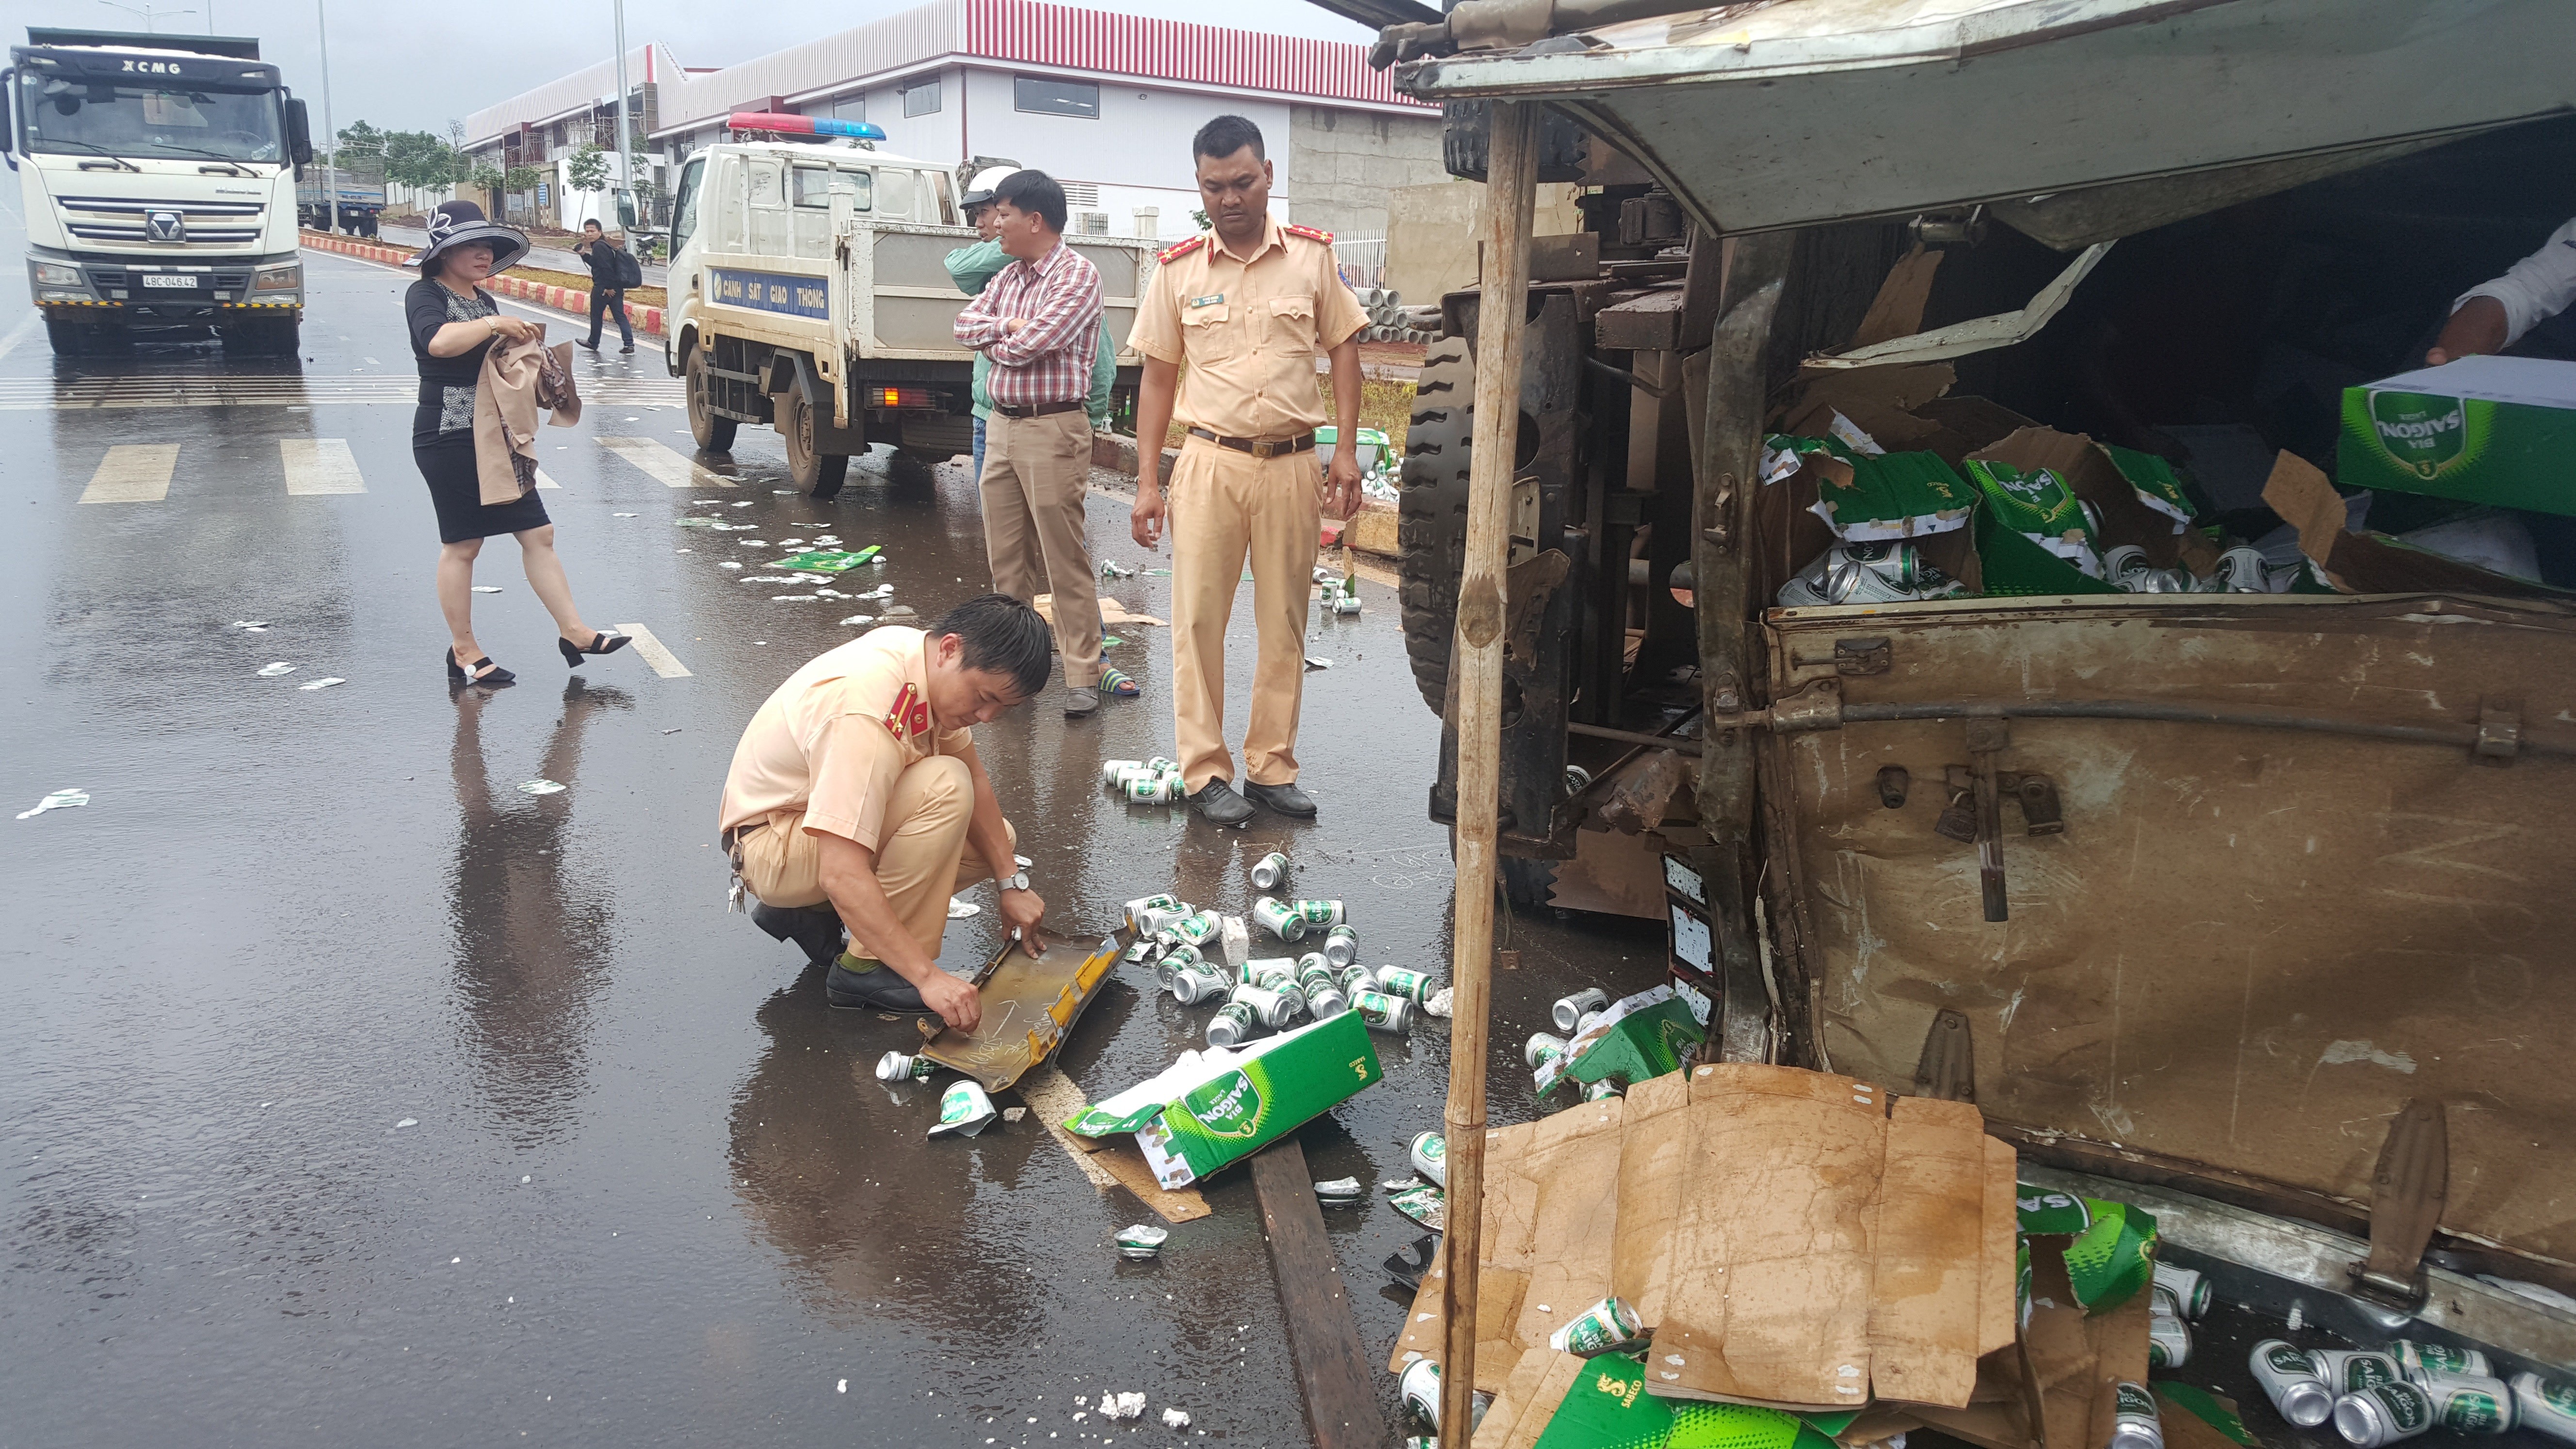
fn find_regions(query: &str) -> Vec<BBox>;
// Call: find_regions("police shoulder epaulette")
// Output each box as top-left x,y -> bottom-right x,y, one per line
1283,223 -> 1333,244
1157,234 -> 1208,264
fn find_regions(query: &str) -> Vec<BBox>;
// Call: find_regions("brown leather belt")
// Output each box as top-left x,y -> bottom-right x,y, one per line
992,398 -> 1085,419
1189,427 -> 1315,459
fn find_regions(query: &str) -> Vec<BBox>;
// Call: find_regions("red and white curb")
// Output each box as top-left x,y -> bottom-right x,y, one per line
298,230 -> 667,338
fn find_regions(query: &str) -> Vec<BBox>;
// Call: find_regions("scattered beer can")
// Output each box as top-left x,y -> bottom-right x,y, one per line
1410,1130 -> 1447,1189
1291,899 -> 1346,930
1250,851 -> 1290,891
1125,774 -> 1180,805
2315,1350 -> 2407,1396
1296,958 -> 1338,996
1124,935 -> 1161,969
1305,985 -> 1350,1018
1232,982 -> 1302,1029
1351,988 -> 1414,1034
875,1051 -> 935,1083
1551,987 -> 1610,1032
2145,1304 -> 2191,1369
2510,1373 -> 2576,1446
1249,961 -> 1304,1000
927,1080 -> 998,1138
2403,1368 -> 2517,1434
1336,962 -> 1376,997
1240,956 -> 1292,986
1526,1032 -> 1569,1068
2250,1338 -> 2335,1429
1778,539 -> 1967,608
1114,1223 -> 1170,1259
1251,896 -> 1305,941
1547,1295 -> 1644,1355
1321,924 -> 1360,967
1102,759 -> 1146,788
1313,1176 -> 1364,1207
1375,966 -> 1435,1005
2391,1339 -> 2492,1378
1150,942 -> 1204,987
1333,592 -> 1362,615
2152,1261 -> 2211,1320
1582,1079 -> 1624,1103
1169,911 -> 1223,948
1206,1000 -> 1258,1047
1170,963 -> 1231,1005
1133,906 -> 1193,938
1573,1009 -> 1606,1036
1399,1358 -> 1443,1430
2107,1381 -> 2163,1449
2335,1381 -> 2441,1447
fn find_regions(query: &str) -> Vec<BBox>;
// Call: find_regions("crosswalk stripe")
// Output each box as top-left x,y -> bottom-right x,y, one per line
614,622 -> 692,678
280,438 -> 366,495
79,444 -> 178,503
596,435 -> 736,488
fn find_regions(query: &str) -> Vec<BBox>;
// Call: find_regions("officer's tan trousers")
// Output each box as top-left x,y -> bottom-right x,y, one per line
979,408 -> 1102,689
1169,435 -> 1322,791
736,756 -> 1011,961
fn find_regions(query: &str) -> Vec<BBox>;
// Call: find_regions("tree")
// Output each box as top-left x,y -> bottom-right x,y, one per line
379,130 -> 462,190
564,144 -> 610,195
502,164 -> 543,196
335,118 -> 386,160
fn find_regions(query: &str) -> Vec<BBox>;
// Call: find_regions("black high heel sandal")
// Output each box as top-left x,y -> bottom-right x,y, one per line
445,647 -> 515,686
558,631 -> 631,667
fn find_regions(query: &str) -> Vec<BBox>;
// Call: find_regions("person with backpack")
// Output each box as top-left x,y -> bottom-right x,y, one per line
575,219 -> 641,354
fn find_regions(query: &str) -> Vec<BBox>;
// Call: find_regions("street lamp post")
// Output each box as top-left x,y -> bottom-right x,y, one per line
95,1 -> 197,33
611,0 -> 634,234
315,0 -> 337,234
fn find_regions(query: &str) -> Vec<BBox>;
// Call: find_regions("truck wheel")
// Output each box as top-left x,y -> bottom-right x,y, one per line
222,319 -> 299,356
780,389 -> 850,499
1397,337 -> 1475,712
43,316 -> 90,357
686,347 -> 737,452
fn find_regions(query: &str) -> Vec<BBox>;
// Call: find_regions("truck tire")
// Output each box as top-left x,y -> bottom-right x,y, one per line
686,346 -> 737,452
44,316 -> 90,357
222,318 -> 299,356
1397,337 -> 1474,713
780,389 -> 850,499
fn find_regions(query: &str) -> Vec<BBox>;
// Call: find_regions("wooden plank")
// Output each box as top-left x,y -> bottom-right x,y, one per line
1017,1064 -> 1212,1224
1251,1136 -> 1385,1449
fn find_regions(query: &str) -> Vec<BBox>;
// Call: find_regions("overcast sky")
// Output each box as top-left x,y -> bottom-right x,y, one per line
23,0 -> 1375,138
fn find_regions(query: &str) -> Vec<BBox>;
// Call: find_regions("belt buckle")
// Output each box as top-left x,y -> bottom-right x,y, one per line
1249,439 -> 1279,459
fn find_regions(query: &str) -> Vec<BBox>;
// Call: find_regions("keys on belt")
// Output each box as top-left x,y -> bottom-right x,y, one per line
1187,427 -> 1316,460
992,399 -> 1085,419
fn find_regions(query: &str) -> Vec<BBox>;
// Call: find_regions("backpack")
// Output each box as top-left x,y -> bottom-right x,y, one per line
615,248 -> 644,289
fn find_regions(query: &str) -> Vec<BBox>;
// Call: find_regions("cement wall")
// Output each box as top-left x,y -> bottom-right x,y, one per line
1286,105 -> 1449,244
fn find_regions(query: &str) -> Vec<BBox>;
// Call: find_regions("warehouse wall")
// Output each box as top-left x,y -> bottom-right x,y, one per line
1286,105 -> 1449,243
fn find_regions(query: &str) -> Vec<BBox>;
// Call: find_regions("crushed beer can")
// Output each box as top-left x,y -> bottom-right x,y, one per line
1313,1176 -> 1364,1207
1114,1223 -> 1170,1259
2152,1261 -> 2211,1320
2335,1380 -> 2442,1447
2250,1339 -> 2335,1428
1231,982 -> 1302,1029
875,1051 -> 935,1083
1320,924 -> 1359,967
1778,540 -> 1967,608
1388,1181 -> 1445,1231
1350,988 -> 1414,1034
2107,1381 -> 2163,1449
1206,1000 -> 1257,1047
1251,896 -> 1304,941
1168,911 -> 1222,949
927,1080 -> 998,1138
1582,1078 -> 1624,1103
1526,1032 -> 1570,1068
2104,543 -> 2196,594
2391,1340 -> 2491,1377
1374,966 -> 1435,1005
1551,987 -> 1609,1032
1410,1130 -> 1447,1189
1546,1295 -> 1645,1355
1249,851 -> 1290,891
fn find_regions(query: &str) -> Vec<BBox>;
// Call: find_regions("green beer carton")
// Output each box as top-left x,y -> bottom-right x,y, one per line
2339,356 -> 2576,517
1566,995 -> 1705,1089
768,546 -> 883,575
1663,1399 -> 1843,1449
1133,1011 -> 1382,1187
1530,1352 -> 1675,1449
1807,450 -> 1981,542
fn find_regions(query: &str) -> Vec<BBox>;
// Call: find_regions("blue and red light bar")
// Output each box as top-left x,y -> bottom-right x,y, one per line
727,112 -> 887,142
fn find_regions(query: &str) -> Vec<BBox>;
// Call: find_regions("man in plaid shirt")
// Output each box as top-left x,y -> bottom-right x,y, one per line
953,170 -> 1109,716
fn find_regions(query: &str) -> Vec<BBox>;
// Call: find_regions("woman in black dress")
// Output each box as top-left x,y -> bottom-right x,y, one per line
407,200 -> 627,686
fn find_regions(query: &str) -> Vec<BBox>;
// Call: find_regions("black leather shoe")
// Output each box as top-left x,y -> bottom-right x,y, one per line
1242,780 -> 1318,818
1191,779 -> 1256,826
825,959 -> 931,1012
753,902 -> 843,966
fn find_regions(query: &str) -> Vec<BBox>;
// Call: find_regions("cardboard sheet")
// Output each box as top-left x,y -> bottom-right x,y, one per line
2264,448 -> 2574,600
1473,1345 -> 1586,1449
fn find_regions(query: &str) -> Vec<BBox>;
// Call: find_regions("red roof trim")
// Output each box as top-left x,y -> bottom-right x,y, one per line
961,0 -> 1433,110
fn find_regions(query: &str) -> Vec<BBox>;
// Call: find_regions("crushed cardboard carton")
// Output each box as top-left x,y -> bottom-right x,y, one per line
1065,1012 -> 1382,1189
2265,448 -> 2576,601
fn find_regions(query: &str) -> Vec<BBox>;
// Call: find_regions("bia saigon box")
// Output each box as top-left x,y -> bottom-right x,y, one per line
2339,355 -> 2576,516
1131,1012 -> 1382,1188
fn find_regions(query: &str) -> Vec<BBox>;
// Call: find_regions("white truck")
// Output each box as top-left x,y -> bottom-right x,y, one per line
6,27 -> 316,356
663,122 -> 1157,496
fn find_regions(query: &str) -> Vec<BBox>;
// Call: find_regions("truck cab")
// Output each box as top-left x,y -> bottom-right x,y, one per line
6,27 -> 313,356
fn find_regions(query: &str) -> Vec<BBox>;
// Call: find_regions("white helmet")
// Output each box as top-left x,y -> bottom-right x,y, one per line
961,166 -> 1021,209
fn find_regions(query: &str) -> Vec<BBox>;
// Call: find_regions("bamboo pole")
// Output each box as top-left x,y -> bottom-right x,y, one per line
1438,97 -> 1539,1449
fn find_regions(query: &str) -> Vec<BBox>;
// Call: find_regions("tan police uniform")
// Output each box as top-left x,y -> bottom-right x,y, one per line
1128,217 -> 1368,792
718,627 -> 1013,960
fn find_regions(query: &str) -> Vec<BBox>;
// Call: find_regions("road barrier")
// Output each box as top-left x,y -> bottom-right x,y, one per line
298,230 -> 667,339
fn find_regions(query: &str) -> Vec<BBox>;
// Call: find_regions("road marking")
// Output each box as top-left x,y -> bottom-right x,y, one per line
80,444 -> 178,503
280,438 -> 366,495
0,313 -> 41,364
0,374 -> 682,411
596,435 -> 736,488
535,467 -> 562,490
615,622 -> 692,678
1020,1066 -> 1126,1194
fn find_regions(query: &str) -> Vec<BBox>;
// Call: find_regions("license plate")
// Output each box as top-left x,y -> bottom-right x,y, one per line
141,274 -> 199,290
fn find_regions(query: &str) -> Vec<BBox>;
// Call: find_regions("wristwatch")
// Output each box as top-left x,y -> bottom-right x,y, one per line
1002,871 -> 1031,893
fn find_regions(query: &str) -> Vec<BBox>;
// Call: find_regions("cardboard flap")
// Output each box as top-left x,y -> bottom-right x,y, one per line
1972,426 -> 2183,570
1870,1096 -> 1990,1409
1475,1347 -> 1591,1449
2262,448 -> 2576,599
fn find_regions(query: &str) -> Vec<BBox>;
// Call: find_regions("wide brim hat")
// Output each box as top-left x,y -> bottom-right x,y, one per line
406,199 -> 530,273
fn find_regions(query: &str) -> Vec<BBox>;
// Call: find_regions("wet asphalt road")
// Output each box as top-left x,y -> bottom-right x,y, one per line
0,212 -> 1665,1447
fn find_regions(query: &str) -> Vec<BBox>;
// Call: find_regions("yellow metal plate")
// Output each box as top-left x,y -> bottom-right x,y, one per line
916,933 -> 1121,1092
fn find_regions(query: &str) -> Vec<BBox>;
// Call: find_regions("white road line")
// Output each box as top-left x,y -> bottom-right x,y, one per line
280,438 -> 366,495
596,435 -> 736,488
615,622 -> 691,678
534,467 -> 562,490
0,313 -> 41,365
79,443 -> 178,504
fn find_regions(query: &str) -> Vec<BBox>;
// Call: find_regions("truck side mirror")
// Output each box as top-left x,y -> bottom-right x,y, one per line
286,97 -> 313,166
3,69 -> 17,172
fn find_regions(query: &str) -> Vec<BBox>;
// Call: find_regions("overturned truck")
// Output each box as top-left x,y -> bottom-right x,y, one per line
1344,0 -> 2576,1408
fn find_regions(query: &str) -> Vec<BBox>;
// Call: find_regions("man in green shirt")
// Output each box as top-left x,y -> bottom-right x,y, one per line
947,166 -> 1115,484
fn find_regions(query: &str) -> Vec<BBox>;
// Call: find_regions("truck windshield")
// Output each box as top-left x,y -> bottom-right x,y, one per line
16,73 -> 283,163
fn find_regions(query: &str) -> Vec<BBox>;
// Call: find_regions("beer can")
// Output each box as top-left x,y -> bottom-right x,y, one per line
1333,593 -> 1362,615
2145,1305 -> 2191,1369
2315,1350 -> 2406,1396
2250,1339 -> 2335,1429
2151,1261 -> 2211,1320
2405,1368 -> 2516,1434
1101,759 -> 1145,787
1151,942 -> 1204,988
1240,955 -> 1291,986
875,1050 -> 935,1082
1206,1000 -> 1257,1047
1296,957 -> 1337,995
1252,896 -> 1305,941
1399,1357 -> 1443,1430
1292,899 -> 1346,930
1123,893 -> 1185,931
1169,911 -> 1222,948
1133,906 -> 1193,938
2107,1382 -> 2163,1449
1305,985 -> 1349,1018
1551,987 -> 1610,1032
1170,963 -> 1230,1005
1321,924 -> 1360,967
1124,774 -> 1176,804
1250,960 -> 1304,996
1375,966 -> 1435,1005
1526,1032 -> 1569,1068
1410,1130 -> 1447,1189
1546,1295 -> 1644,1355
2335,1381 -> 2440,1448
1337,962 -> 1376,997
1124,935 -> 1161,970
1582,1078 -> 1624,1103
2510,1373 -> 2576,1446
1573,1009 -> 1606,1036
927,1080 -> 998,1138
1114,1223 -> 1169,1259
1250,851 -> 1290,891
1231,983 -> 1301,1029
1313,1175 -> 1365,1207
1351,988 -> 1414,1034
2391,1339 -> 2492,1378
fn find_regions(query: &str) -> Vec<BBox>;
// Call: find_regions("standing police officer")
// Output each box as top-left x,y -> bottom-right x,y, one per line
1129,114 -> 1369,825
